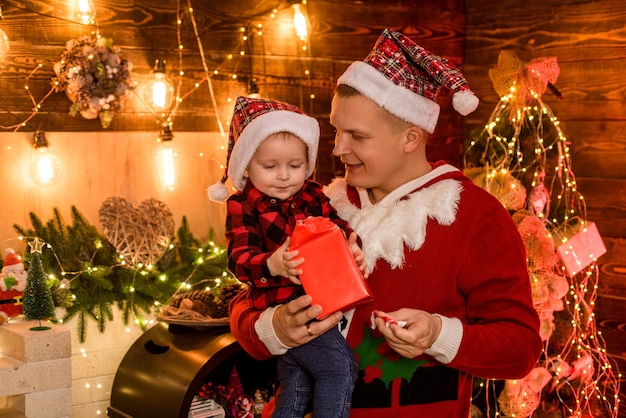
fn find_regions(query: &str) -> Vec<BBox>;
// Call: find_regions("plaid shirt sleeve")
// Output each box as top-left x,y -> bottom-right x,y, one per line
226,193 -> 295,309
226,194 -> 272,286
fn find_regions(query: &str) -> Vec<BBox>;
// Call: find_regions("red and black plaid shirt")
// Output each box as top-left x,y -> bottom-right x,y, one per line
226,179 -> 354,309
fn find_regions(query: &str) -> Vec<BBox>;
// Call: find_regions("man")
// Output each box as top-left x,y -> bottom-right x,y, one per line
229,28 -> 542,417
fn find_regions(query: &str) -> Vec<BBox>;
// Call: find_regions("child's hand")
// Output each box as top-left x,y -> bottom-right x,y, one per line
267,237 -> 304,284
348,232 -> 369,279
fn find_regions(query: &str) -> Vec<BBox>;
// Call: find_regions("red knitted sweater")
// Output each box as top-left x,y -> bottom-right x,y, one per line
230,164 -> 542,417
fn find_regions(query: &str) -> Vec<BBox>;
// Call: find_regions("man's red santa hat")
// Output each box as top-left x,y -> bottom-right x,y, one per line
337,28 -> 479,134
207,96 -> 320,202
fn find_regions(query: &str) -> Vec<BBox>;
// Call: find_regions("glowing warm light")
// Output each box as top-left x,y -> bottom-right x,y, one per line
30,131 -> 62,186
144,59 -> 175,112
0,7 -> 7,57
292,3 -> 308,40
37,154 -> 56,183
75,0 -> 95,25
162,145 -> 175,187
466,52 -> 620,418
157,124 -> 176,190
0,28 -> 9,57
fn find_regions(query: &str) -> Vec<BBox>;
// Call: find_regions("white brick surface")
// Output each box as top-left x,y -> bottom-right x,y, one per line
0,322 -> 71,362
0,321 -> 72,418
64,307 -> 154,417
0,358 -> 71,396
9,388 -> 71,418
0,308 -> 155,417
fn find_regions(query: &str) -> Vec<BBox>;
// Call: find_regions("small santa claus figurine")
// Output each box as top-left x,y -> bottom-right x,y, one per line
0,249 -> 27,324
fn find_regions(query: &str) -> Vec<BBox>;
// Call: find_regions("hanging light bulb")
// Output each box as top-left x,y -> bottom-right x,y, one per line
158,124 -> 176,190
144,59 -> 175,113
292,3 -> 308,41
74,0 -> 95,25
0,7 -> 9,58
0,29 -> 8,57
30,131 -> 62,186
246,78 -> 260,98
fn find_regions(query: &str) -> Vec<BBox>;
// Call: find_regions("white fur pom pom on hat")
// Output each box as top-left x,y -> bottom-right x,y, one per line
208,182 -> 230,202
452,89 -> 480,116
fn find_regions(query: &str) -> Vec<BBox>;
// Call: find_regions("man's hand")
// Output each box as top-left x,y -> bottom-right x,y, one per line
348,232 -> 369,278
371,308 -> 442,358
272,294 -> 343,348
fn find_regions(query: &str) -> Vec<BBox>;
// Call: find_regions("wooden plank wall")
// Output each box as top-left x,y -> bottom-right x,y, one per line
0,0 -> 466,276
464,0 -> 626,415
2,0 -> 624,415
0,0 -> 466,182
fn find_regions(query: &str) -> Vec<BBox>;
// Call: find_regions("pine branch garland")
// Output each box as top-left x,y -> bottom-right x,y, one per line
14,207 -> 235,342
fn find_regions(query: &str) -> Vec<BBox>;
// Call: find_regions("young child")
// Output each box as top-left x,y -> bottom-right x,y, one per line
208,95 -> 367,418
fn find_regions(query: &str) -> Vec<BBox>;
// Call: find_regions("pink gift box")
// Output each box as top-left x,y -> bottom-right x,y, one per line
556,222 -> 606,277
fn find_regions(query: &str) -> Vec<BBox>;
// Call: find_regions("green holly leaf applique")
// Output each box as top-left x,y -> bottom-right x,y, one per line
354,326 -> 428,387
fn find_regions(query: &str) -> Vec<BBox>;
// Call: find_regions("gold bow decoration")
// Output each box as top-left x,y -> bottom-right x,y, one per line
489,50 -> 560,106
497,367 -> 553,417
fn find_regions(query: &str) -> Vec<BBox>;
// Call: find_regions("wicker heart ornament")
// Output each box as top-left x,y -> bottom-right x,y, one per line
99,197 -> 175,265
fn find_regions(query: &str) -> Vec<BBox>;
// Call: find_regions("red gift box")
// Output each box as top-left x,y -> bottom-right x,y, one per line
289,217 -> 373,319
555,221 -> 606,277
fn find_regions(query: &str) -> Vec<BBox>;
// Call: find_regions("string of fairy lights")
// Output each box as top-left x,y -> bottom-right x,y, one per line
0,0 -> 312,131
1,1 -> 312,415
1,0 -> 312,307
15,235 -> 231,307
464,52 -> 620,417
2,3 -> 622,417
0,0 -> 312,189
10,233 -> 233,416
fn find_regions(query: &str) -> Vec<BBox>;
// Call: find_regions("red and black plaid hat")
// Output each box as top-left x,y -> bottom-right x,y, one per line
337,28 -> 479,133
208,96 -> 320,201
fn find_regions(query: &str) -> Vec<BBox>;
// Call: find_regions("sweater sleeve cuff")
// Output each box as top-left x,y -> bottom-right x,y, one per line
254,305 -> 290,356
424,314 -> 463,364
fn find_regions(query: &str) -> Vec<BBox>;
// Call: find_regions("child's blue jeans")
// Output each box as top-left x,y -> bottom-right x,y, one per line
272,324 -> 358,418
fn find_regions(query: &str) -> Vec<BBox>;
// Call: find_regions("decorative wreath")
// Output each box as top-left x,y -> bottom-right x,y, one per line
52,35 -> 134,128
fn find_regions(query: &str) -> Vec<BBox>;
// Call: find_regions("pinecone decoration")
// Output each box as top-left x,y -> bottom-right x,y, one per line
213,282 -> 247,318
211,299 -> 229,319
169,283 -> 246,319
219,283 -> 247,303
170,289 -> 218,317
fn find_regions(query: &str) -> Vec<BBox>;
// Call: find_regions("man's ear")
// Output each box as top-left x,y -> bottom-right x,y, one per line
403,126 -> 426,153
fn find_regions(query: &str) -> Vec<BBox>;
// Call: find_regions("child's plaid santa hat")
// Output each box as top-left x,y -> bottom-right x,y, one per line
337,28 -> 479,133
208,96 -> 320,202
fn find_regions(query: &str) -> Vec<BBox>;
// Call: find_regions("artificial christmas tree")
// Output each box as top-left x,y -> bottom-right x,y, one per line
465,51 -> 620,417
22,237 -> 55,330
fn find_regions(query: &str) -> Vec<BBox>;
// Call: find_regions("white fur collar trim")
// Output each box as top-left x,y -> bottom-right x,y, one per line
326,165 -> 462,269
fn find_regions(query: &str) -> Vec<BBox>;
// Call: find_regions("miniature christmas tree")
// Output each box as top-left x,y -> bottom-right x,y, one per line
465,51 -> 620,417
23,237 -> 55,330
